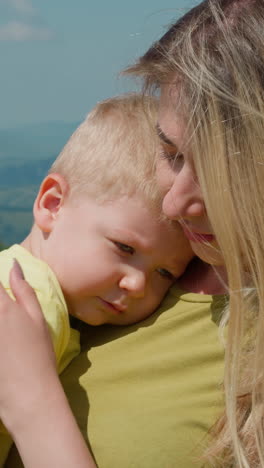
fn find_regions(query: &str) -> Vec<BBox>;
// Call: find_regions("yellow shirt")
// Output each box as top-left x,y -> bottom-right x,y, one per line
5,281 -> 226,468
0,244 -> 80,467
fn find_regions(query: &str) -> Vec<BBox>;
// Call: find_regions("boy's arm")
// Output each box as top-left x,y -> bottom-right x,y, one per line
0,263 -> 96,468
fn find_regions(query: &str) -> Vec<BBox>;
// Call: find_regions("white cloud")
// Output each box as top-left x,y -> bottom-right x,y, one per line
0,0 -> 35,15
0,21 -> 53,41
0,1 -> 55,42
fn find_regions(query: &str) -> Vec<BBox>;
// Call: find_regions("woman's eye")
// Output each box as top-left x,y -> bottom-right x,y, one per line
160,146 -> 184,166
156,268 -> 176,281
114,242 -> 134,255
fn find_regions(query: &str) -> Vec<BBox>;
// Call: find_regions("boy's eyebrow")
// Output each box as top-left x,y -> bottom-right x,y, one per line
156,124 -> 177,147
112,228 -> 152,252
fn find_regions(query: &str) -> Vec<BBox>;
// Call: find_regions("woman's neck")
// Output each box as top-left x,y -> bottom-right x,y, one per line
178,257 -> 228,295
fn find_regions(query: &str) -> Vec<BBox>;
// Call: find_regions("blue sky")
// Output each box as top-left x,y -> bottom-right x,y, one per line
0,0 -> 196,128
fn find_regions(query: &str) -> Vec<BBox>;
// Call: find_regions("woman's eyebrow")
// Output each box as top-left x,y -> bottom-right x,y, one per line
156,123 -> 177,147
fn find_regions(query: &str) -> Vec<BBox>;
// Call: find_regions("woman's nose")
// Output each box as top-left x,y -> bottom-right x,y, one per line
161,166 -> 205,220
119,269 -> 147,298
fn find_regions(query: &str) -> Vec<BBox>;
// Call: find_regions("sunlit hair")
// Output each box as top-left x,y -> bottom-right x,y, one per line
126,1 -> 264,467
50,94 -> 160,209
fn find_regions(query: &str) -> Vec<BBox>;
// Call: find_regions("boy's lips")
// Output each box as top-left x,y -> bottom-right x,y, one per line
181,226 -> 215,244
97,297 -> 126,314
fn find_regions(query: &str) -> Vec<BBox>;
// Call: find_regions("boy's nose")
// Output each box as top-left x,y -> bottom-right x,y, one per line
119,269 -> 146,298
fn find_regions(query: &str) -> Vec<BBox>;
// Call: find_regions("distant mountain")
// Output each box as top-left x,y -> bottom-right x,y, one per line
0,120 -> 80,245
0,120 -> 80,163
0,157 -> 54,188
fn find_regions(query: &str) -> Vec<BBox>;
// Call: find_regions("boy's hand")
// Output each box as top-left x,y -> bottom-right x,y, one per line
0,260 -> 56,432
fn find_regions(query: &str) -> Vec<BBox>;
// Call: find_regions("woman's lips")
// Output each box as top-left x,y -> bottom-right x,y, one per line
182,227 -> 215,243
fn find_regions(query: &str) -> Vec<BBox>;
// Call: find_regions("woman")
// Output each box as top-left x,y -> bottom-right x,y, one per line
127,0 -> 264,465
1,0 -> 263,466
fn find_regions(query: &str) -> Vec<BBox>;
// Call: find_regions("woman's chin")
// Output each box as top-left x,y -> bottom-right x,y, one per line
190,240 -> 224,266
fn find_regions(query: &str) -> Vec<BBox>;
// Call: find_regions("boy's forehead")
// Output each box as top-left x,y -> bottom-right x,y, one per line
71,190 -> 187,244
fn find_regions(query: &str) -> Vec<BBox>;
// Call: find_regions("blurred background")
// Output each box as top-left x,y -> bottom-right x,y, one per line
0,0 -> 195,246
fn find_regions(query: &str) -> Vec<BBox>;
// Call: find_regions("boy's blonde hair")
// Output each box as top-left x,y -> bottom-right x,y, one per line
50,94 -> 160,208
126,1 -> 264,467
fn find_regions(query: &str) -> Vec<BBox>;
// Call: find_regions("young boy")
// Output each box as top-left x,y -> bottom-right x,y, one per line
0,94 -> 193,465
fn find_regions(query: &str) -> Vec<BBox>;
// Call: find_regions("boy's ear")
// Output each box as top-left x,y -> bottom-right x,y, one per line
33,173 -> 69,233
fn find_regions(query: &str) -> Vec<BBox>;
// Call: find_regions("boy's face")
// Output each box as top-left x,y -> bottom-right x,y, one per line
40,194 -> 193,326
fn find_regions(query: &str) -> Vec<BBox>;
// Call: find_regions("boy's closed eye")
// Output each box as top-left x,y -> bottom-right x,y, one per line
114,241 -> 176,281
114,241 -> 135,255
156,268 -> 177,282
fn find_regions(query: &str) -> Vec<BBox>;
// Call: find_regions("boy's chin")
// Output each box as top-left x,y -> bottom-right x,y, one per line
69,310 -> 107,326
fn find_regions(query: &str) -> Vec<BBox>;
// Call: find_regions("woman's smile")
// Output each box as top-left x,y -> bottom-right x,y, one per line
181,226 -> 215,243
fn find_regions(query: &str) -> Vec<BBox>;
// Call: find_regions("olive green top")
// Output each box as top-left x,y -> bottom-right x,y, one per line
6,285 -> 226,468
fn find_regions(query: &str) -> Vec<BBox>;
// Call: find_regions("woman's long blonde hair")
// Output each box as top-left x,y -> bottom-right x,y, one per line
126,1 -> 264,466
